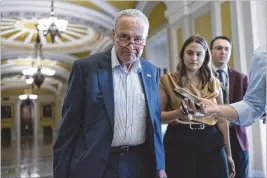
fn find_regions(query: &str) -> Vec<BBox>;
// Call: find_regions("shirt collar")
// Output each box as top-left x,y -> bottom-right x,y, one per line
211,62 -> 228,76
111,46 -> 142,73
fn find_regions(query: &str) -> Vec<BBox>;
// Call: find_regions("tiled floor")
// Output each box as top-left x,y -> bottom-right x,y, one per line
1,136 -> 54,178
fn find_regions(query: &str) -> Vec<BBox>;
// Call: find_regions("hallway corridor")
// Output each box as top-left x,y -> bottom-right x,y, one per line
0,1 -> 266,178
1,136 -> 54,178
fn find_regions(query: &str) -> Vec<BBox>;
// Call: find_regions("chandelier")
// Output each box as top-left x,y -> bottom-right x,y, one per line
37,0 -> 68,43
19,89 -> 38,100
25,75 -> 34,85
22,26 -> 55,88
19,94 -> 38,100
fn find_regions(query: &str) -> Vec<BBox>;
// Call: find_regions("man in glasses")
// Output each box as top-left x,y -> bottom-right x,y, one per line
210,36 -> 249,178
53,9 -> 167,178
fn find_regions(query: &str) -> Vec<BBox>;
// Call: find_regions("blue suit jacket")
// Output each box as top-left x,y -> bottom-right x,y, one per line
53,49 -> 165,178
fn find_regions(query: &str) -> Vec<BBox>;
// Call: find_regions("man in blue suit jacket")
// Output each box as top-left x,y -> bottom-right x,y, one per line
53,9 -> 167,178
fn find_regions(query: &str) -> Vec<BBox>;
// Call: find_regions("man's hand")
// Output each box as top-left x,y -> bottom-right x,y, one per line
199,98 -> 220,114
157,169 -> 167,178
182,98 -> 220,115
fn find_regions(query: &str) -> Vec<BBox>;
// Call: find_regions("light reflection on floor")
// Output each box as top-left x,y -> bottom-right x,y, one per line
1,136 -> 54,178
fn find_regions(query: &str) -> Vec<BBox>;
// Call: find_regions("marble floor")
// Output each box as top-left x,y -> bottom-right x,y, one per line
1,135 -> 54,178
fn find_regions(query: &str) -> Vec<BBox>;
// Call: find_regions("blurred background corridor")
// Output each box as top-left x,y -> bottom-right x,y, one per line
1,1 -> 266,178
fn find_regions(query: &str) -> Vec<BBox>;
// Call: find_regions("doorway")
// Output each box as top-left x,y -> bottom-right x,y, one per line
20,99 -> 34,147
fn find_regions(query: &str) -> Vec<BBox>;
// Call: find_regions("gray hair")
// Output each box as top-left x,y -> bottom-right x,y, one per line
115,9 -> 149,31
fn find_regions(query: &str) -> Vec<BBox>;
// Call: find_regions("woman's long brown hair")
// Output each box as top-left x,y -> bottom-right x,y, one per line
176,35 -> 215,92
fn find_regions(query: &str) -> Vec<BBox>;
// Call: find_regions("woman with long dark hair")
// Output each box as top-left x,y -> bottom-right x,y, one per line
160,35 -> 235,178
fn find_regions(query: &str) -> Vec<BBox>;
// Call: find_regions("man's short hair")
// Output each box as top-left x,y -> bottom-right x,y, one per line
210,36 -> 232,49
115,9 -> 149,31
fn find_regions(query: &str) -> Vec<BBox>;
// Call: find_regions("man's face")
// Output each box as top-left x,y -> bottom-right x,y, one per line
112,16 -> 148,64
211,39 -> 232,67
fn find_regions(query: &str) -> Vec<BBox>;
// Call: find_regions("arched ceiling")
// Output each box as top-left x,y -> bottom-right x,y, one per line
1,0 -> 137,96
1,1 -> 178,97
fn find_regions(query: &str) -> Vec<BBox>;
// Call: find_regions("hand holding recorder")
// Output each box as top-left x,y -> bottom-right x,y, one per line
182,97 -> 220,116
173,87 -> 218,117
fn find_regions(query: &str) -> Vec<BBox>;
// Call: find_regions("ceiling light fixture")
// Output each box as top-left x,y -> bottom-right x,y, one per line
22,26 -> 56,88
37,0 -> 68,43
18,89 -> 38,100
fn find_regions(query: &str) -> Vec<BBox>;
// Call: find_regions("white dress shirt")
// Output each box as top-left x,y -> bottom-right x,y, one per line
111,47 -> 147,146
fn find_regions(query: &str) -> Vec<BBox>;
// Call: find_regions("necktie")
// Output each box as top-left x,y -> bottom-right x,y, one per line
217,69 -> 227,104
217,69 -> 225,87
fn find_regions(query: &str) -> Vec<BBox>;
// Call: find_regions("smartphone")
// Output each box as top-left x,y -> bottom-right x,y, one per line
173,88 -> 202,109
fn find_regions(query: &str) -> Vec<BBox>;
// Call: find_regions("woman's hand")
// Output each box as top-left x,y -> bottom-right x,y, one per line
227,156 -> 236,178
178,100 -> 193,121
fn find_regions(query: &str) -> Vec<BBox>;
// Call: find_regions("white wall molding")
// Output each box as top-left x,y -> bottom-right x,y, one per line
164,1 -> 188,25
230,1 -> 247,74
182,15 -> 193,41
190,2 -> 211,35
242,1 -> 255,73
165,1 -> 209,26
189,1 -> 210,19
135,1 -> 148,11
210,2 -> 222,37
249,1 -> 266,49
147,28 -> 168,46
90,0 -> 119,17
136,1 -> 160,17
166,27 -> 178,72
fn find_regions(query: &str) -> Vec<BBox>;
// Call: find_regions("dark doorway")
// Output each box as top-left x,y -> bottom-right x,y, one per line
20,99 -> 34,146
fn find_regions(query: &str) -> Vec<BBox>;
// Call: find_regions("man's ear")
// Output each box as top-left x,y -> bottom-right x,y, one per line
112,28 -> 116,43
112,29 -> 115,37
143,35 -> 148,46
112,29 -> 116,43
143,40 -> 147,47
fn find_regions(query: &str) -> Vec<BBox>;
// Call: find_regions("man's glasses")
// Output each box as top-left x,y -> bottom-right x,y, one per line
213,46 -> 231,51
115,31 -> 146,49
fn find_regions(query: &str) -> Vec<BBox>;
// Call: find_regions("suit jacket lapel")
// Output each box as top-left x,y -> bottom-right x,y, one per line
228,68 -> 235,103
139,60 -> 154,122
97,50 -> 114,130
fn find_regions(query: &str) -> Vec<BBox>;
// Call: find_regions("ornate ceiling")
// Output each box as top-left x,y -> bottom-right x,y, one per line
1,0 -> 138,96
1,1 -> 181,97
